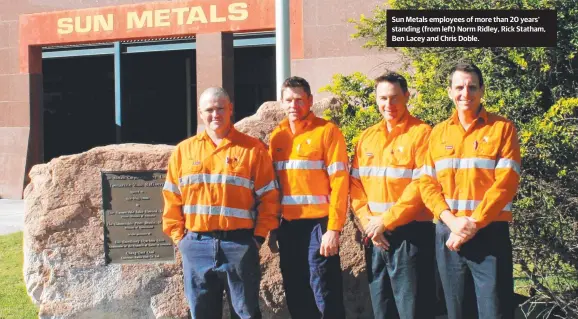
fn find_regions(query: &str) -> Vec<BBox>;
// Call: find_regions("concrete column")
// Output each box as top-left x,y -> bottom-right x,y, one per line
275,0 -> 291,99
195,32 -> 234,134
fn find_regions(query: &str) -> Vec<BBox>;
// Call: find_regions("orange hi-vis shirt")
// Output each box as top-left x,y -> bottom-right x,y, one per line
350,113 -> 433,231
420,108 -> 521,229
269,112 -> 349,231
162,127 -> 280,244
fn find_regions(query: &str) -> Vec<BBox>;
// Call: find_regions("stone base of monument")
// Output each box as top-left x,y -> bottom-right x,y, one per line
23,144 -> 192,319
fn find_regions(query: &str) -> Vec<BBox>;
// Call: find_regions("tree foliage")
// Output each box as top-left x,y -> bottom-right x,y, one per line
319,72 -> 381,157
323,0 -> 578,317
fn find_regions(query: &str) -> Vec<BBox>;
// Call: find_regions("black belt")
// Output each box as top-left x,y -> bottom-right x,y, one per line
190,229 -> 253,240
281,216 -> 328,226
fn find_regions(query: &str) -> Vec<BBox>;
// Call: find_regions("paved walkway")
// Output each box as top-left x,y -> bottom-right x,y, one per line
0,199 -> 24,235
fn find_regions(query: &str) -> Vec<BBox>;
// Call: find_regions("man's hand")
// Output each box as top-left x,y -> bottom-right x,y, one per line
365,215 -> 386,238
441,210 -> 478,238
371,232 -> 390,250
364,215 -> 390,250
267,230 -> 279,253
320,230 -> 340,257
446,232 -> 467,251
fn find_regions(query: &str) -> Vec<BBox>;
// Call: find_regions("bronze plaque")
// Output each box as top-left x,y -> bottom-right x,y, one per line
101,170 -> 175,264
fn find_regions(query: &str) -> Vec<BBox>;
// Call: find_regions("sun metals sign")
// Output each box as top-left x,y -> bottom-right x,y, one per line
19,0 -> 276,46
19,0 -> 304,73
56,3 -> 249,35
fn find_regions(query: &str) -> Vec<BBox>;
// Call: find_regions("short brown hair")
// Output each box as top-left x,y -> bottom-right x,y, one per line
449,63 -> 484,87
374,72 -> 408,93
280,76 -> 312,98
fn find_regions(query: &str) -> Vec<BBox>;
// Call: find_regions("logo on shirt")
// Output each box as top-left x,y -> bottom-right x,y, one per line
366,152 -> 374,157
225,156 -> 238,164
192,161 -> 201,166
445,145 -> 454,150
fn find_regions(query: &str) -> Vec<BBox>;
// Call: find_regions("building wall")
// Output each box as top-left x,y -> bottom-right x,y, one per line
0,4 -> 21,199
292,0 -> 401,100
0,0 -> 401,198
0,0 -> 164,198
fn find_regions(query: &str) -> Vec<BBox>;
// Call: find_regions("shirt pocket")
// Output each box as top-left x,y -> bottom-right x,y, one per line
476,137 -> 500,160
224,150 -> 252,191
294,141 -> 325,187
182,158 -> 204,174
390,145 -> 413,168
181,159 -> 204,192
226,151 -> 250,174
359,147 -> 380,166
296,141 -> 322,160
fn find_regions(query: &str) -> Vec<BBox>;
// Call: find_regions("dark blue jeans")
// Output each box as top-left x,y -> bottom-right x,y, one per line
277,217 -> 345,319
179,230 -> 261,319
436,221 -> 514,319
365,221 -> 436,319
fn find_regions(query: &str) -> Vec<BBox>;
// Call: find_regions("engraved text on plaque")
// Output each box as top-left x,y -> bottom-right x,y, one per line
102,170 -> 175,264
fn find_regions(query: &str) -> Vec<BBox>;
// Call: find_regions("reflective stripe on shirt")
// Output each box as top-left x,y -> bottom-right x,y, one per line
445,199 -> 512,212
412,167 -> 423,180
274,160 -> 326,170
163,181 -> 181,195
256,180 -> 277,196
368,201 -> 395,212
435,158 -> 496,172
327,162 -> 347,176
281,195 -> 330,205
351,168 -> 361,180
183,204 -> 255,219
179,174 -> 254,191
358,166 -> 414,179
495,158 -> 521,175
423,165 -> 436,179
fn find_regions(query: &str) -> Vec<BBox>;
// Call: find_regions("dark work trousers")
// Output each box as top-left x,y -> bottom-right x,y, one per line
179,230 -> 262,319
436,221 -> 514,319
365,221 -> 436,319
277,217 -> 345,319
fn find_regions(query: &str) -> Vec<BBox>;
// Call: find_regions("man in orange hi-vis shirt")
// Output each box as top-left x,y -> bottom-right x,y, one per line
350,72 -> 436,319
268,76 -> 348,319
162,87 -> 280,319
420,63 -> 521,319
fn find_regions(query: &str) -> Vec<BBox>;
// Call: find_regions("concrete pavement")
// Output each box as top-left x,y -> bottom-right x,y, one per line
0,199 -> 24,235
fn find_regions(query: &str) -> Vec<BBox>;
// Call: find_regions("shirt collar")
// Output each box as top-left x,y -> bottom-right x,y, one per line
379,110 -> 411,134
281,111 -> 316,132
450,106 -> 488,125
201,126 -> 239,147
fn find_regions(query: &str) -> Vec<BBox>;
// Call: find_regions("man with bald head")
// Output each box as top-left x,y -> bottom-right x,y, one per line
162,87 -> 280,319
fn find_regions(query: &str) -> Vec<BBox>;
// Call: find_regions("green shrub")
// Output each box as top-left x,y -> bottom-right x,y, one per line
319,72 -> 381,157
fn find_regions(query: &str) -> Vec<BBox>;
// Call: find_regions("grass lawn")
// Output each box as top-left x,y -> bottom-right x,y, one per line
0,232 -> 38,319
